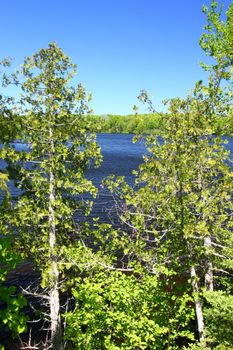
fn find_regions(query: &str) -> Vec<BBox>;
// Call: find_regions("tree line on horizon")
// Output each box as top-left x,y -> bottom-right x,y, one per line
87,113 -> 165,134
87,111 -> 233,134
0,1 -> 233,349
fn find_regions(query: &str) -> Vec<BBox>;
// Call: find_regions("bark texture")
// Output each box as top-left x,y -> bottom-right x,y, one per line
190,265 -> 205,342
48,128 -> 63,350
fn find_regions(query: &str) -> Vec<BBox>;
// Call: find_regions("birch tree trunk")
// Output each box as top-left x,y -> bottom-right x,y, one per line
197,173 -> 214,289
204,236 -> 214,292
190,265 -> 205,343
48,127 -> 63,350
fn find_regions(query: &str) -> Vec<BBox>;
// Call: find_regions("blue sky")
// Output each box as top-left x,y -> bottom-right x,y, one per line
0,0 -> 231,114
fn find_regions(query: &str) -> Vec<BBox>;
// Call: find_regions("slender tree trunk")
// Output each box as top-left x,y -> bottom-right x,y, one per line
190,265 -> 205,343
204,236 -> 214,292
48,127 -> 63,350
197,172 -> 214,292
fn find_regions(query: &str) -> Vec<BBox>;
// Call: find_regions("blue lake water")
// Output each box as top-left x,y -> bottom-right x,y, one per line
83,133 -> 147,224
87,133 -> 147,184
1,133 -> 233,224
0,134 -> 147,225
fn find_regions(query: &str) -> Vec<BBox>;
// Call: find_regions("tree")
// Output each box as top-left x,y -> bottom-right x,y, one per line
104,2 -> 233,347
65,3 -> 233,347
0,43 -> 101,349
105,83 -> 233,347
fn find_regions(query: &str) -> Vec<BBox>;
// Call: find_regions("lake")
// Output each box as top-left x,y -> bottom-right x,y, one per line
88,133 -> 146,182
0,133 -> 147,225
78,133 -> 147,224
1,133 -> 233,224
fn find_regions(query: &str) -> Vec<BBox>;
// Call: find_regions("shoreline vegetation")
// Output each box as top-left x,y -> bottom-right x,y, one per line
87,113 -> 233,135
2,113 -> 232,138
88,113 -> 164,134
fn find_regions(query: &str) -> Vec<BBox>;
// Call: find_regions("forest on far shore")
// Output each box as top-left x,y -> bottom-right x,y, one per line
87,112 -> 233,134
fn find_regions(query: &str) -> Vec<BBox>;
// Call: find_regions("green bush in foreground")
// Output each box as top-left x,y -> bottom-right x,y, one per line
0,237 -> 27,349
65,270 -> 194,350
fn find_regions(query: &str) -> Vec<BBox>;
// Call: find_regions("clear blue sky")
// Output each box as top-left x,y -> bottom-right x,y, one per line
0,0 -> 231,114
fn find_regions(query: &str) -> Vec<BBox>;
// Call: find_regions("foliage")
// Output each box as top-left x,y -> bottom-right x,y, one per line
203,291 -> 233,347
0,58 -> 22,143
67,3 -> 233,349
88,113 -> 165,134
0,59 -> 27,349
200,0 -> 233,74
0,42 -> 102,348
0,174 -> 8,192
3,41 -> 101,266
0,1 -> 233,348
200,0 -> 233,135
198,3 -> 233,346
107,88 -> 233,260
183,343 -> 233,350
105,85 -> 233,347
65,270 -> 194,350
0,237 -> 28,341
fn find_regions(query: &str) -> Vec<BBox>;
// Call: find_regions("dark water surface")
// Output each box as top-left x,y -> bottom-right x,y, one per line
80,133 -> 147,224
2,133 -> 233,223
0,134 -> 147,224
88,133 -> 146,183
